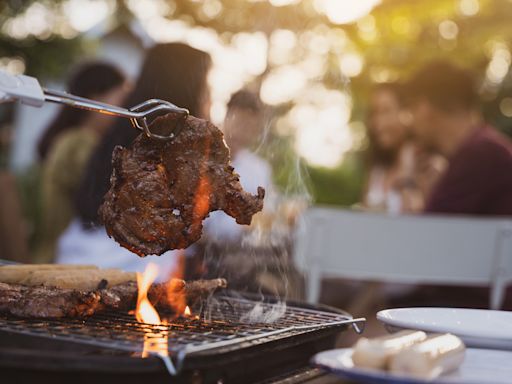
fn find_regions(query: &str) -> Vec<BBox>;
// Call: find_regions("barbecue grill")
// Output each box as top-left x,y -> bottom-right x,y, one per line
0,292 -> 364,384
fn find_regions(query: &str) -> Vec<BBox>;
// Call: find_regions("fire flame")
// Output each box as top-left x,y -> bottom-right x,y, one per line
136,263 -> 160,324
136,263 -> 168,358
184,306 -> 191,317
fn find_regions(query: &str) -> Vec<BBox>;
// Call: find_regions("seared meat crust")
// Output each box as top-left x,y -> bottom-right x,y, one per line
0,278 -> 227,319
99,113 -> 265,256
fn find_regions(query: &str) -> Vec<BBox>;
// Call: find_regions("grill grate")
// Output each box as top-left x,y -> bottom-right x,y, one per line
0,295 -> 362,358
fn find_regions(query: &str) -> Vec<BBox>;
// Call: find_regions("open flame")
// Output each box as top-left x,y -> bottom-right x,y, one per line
184,306 -> 191,317
136,263 -> 160,325
136,263 -> 168,359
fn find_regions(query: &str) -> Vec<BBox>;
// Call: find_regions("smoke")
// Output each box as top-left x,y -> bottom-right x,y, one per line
200,105 -> 311,324
240,301 -> 287,324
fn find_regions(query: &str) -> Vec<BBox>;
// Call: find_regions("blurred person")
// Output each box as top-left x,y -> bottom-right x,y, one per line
363,83 -> 445,214
341,83 -> 447,314
203,90 -> 275,241
56,43 -> 212,279
386,61 -> 512,313
407,61 -> 512,215
35,62 -> 128,263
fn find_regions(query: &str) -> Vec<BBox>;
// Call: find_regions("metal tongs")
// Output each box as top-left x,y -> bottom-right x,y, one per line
0,70 -> 188,140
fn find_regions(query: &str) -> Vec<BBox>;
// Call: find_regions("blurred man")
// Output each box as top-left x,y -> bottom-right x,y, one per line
362,82 -> 446,214
223,90 -> 273,195
203,90 -> 274,240
407,61 -> 512,216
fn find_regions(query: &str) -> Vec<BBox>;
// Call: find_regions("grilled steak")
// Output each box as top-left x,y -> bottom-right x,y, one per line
0,278 -> 227,318
0,282 -> 102,318
99,113 -> 265,256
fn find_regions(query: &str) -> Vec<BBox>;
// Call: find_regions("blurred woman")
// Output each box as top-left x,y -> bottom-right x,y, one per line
36,62 -> 128,263
76,43 -> 211,226
57,43 -> 212,280
362,83 -> 445,214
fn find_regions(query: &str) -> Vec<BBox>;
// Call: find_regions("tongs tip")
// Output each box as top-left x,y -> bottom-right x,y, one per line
130,99 -> 189,141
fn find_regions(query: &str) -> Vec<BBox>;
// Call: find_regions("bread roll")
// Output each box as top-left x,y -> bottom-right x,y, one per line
352,330 -> 427,370
0,264 -> 98,284
20,269 -> 136,290
389,333 -> 465,379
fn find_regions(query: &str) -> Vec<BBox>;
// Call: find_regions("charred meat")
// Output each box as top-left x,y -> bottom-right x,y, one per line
0,282 -> 102,318
0,278 -> 227,319
99,113 -> 265,256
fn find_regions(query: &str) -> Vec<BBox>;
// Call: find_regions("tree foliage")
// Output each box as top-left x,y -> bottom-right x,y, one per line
3,0 -> 512,206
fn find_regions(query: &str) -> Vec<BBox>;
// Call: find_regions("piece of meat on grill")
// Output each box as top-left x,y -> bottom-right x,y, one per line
0,278 -> 227,319
102,278 -> 228,313
99,113 -> 265,256
0,282 -> 102,318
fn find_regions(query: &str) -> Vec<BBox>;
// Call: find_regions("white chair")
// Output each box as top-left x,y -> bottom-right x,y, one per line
294,207 -> 512,309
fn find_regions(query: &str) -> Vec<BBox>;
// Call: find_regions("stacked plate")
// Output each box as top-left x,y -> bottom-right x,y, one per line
377,308 -> 512,350
313,308 -> 512,384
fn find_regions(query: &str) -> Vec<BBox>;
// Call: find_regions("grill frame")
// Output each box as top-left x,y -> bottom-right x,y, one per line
0,292 -> 361,358
0,292 -> 364,383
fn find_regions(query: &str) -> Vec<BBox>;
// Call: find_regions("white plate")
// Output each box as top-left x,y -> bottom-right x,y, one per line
377,308 -> 512,350
312,347 -> 512,384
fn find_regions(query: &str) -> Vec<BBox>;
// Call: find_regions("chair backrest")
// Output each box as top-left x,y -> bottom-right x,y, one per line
295,207 -> 512,305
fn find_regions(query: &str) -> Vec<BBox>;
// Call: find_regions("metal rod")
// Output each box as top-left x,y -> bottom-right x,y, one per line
43,88 -> 137,118
42,88 -> 189,140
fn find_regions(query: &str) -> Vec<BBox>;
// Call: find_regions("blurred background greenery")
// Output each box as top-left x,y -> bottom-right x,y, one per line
2,0 -> 512,220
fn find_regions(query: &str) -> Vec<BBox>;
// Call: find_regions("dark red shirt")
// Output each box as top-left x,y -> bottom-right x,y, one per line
425,126 -> 512,216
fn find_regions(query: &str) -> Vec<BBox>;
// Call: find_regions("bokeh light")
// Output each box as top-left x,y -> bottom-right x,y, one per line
439,20 -> 459,40
339,53 -> 364,78
287,86 -> 353,167
500,97 -> 512,117
64,0 -> 113,32
313,0 -> 380,25
459,0 -> 480,16
486,42 -> 511,85
260,66 -> 307,105
0,57 -> 26,75
269,0 -> 300,6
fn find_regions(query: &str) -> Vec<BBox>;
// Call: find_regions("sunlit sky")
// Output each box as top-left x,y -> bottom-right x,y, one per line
3,0 -> 384,168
